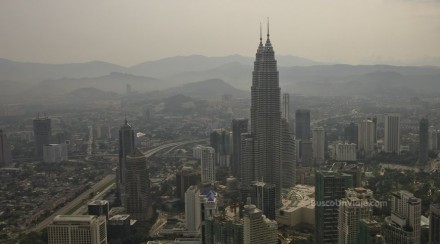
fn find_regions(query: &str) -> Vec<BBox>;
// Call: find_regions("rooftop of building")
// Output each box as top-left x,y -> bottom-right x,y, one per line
52,215 -> 99,224
280,184 -> 315,213
109,214 -> 130,221
88,200 -> 109,206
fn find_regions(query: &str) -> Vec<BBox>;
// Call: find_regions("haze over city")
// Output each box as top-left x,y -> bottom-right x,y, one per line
1,1 -> 440,244
1,0 -> 440,66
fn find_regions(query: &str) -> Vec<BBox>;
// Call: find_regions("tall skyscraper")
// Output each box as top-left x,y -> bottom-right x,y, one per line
249,23 -> 282,207
333,142 -> 357,162
358,119 -> 376,157
383,190 -> 421,244
295,109 -> 311,141
243,198 -> 278,244
338,188 -> 375,244
33,116 -> 51,159
0,129 -> 12,167
200,146 -> 215,184
124,149 -> 151,221
231,118 -> 248,179
315,171 -> 353,244
419,118 -> 429,165
429,126 -> 438,151
47,215 -> 107,244
185,185 -> 201,232
176,166 -> 201,200
430,204 -> 440,244
117,118 -> 135,203
384,113 -> 400,154
250,181 -> 276,220
312,127 -> 325,164
210,129 -> 232,167
344,122 -> 358,145
281,119 -> 296,188
200,189 -> 218,244
282,93 -> 290,122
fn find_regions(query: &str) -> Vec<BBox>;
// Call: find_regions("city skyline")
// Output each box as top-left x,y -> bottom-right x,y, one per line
1,0 -> 440,66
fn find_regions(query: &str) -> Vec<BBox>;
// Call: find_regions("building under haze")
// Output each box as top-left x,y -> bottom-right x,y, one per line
231,118 -> 248,179
358,119 -> 376,157
117,118 -> 135,204
384,113 -> 400,155
185,185 -> 201,232
0,129 -> 12,167
124,149 -> 151,221
295,109 -> 311,141
312,127 -> 325,164
33,116 -> 51,159
419,118 -> 429,165
281,118 -> 296,188
246,26 -> 282,207
43,143 -> 68,163
200,146 -> 215,184
210,129 -> 232,167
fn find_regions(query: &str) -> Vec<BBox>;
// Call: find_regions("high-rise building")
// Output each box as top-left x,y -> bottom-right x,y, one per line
249,26 -> 282,207
357,219 -> 385,244
125,149 -> 151,221
358,119 -> 376,157
295,109 -> 311,141
231,119 -> 248,179
0,129 -> 12,167
204,215 -> 243,244
430,204 -> 440,244
384,113 -> 400,154
47,215 -> 107,244
33,116 -> 51,159
200,189 -> 218,244
282,93 -> 290,122
185,185 -> 201,232
200,146 -> 215,184
240,133 -> 255,187
369,117 -> 378,143
281,119 -> 296,188
333,142 -> 357,162
429,126 -> 438,151
107,215 -> 132,240
383,190 -> 421,244
300,140 -> 313,165
315,171 -> 353,244
88,200 -> 110,219
312,127 -> 326,164
243,197 -> 277,244
117,118 -> 135,203
250,181 -> 276,220
210,129 -> 232,167
344,122 -> 358,145
176,166 -> 201,200
338,188 -> 375,244
43,143 -> 68,163
419,118 -> 429,165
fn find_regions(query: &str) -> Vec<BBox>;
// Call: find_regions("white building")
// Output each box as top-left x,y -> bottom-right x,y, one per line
312,127 -> 325,164
43,144 -> 68,163
47,215 -> 107,244
428,126 -> 438,150
358,119 -> 375,156
185,185 -> 201,232
384,113 -> 400,154
383,190 -> 421,244
333,143 -> 357,162
200,146 -> 215,183
192,145 -> 203,160
243,197 -> 278,244
338,187 -> 375,244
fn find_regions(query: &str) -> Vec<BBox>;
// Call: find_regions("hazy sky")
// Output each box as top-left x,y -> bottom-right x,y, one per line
1,0 -> 439,66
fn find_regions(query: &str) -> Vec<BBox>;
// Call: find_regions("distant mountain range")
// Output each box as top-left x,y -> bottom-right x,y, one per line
1,55 -> 440,104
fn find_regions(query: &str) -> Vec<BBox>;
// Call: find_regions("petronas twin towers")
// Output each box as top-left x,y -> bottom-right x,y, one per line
247,22 -> 283,207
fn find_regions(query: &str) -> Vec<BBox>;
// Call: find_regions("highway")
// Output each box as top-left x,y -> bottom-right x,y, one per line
29,139 -> 206,232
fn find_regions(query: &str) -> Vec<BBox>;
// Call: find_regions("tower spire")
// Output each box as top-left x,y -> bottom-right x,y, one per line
260,22 -> 262,43
267,17 -> 270,39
